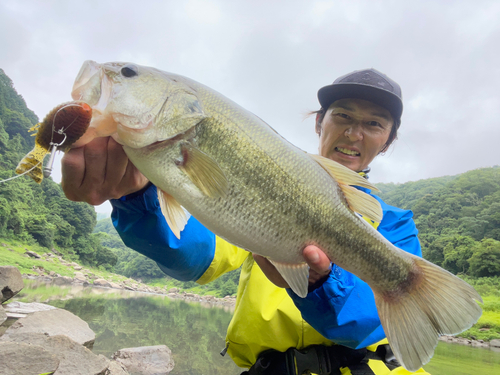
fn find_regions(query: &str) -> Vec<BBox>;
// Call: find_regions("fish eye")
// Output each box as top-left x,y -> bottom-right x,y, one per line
121,65 -> 138,78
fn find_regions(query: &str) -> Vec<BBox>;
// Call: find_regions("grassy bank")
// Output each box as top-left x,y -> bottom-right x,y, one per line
0,237 -> 234,297
0,238 -> 144,287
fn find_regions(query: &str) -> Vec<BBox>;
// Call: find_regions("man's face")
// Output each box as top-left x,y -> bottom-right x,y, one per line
318,98 -> 393,172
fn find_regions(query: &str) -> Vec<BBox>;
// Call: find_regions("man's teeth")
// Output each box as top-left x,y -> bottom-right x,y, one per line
336,147 -> 360,156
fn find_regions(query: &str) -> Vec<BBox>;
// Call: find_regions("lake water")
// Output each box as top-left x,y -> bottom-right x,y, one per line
8,281 -> 500,375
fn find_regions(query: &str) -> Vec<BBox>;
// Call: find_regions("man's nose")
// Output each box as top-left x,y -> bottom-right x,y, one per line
345,123 -> 363,140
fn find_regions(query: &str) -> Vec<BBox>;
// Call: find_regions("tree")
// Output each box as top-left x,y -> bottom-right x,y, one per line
442,235 -> 476,275
468,238 -> 500,277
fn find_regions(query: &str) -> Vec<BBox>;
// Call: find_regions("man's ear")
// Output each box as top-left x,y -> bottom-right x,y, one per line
315,113 -> 322,135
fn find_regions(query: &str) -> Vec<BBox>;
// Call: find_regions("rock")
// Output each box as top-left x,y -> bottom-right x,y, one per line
0,305 -> 6,325
491,339 -> 500,348
0,341 -> 60,375
109,282 -> 121,289
4,301 -> 57,315
106,361 -> 130,375
51,248 -> 62,256
0,266 -> 24,303
124,285 -> 135,291
3,333 -> 109,375
168,287 -> 178,293
0,308 -> 95,347
49,270 -> 56,276
53,276 -> 74,285
94,279 -> 112,287
112,345 -> 174,375
25,250 -> 41,259
73,274 -> 88,283
74,265 -> 83,270
5,312 -> 27,319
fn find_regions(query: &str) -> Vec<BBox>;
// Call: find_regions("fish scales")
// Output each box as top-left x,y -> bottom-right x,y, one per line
126,76 -> 410,289
71,61 -> 482,372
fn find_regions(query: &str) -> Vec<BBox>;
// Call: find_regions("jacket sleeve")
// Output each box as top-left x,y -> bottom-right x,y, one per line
110,183 -> 246,282
288,196 -> 422,349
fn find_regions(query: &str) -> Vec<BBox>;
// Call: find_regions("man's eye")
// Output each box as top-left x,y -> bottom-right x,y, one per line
368,121 -> 382,127
337,113 -> 350,119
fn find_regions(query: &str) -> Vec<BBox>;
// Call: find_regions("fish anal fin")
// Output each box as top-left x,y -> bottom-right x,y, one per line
268,259 -> 309,298
374,255 -> 482,372
339,183 -> 383,223
179,144 -> 228,198
309,153 -> 380,192
158,189 -> 188,239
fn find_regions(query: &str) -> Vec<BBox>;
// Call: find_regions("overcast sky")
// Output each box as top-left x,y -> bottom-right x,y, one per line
1,0 -> 499,213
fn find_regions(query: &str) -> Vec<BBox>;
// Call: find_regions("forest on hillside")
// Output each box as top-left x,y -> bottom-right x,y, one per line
375,167 -> 500,277
0,69 -> 117,270
0,68 -> 499,286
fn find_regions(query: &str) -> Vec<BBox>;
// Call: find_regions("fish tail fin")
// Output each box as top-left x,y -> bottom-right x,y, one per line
374,256 -> 482,372
15,143 -> 48,183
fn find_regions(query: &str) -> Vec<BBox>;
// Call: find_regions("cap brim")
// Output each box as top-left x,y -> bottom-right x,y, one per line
318,83 -> 403,122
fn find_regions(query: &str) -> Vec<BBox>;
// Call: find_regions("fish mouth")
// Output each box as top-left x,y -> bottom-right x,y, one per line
335,146 -> 361,157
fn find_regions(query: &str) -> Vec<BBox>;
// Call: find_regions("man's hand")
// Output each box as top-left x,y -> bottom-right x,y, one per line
61,137 -> 149,205
253,245 -> 332,293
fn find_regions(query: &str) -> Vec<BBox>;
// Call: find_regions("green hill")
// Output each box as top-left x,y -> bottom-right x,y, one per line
0,68 -> 116,270
375,166 -> 500,277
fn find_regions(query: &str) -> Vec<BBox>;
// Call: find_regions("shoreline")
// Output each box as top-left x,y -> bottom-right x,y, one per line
21,273 -> 237,309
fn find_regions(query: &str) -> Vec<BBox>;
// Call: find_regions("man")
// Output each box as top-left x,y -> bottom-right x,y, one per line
62,69 -> 430,374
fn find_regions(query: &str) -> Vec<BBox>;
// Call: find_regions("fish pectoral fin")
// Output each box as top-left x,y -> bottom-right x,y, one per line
268,260 -> 310,298
374,255 -> 482,372
158,189 -> 188,240
309,153 -> 380,192
179,144 -> 229,198
339,183 -> 383,223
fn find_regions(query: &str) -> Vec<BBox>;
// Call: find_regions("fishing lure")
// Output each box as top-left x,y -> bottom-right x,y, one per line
15,101 -> 92,183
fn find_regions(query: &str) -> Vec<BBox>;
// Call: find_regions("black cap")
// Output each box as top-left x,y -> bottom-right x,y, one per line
318,69 -> 403,123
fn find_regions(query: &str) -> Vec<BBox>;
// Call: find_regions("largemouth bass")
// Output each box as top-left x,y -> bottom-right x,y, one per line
71,60 -> 482,372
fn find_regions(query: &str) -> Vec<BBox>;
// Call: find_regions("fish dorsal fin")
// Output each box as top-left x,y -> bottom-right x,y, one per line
309,153 -> 379,191
268,259 -> 310,298
339,183 -> 383,223
309,154 -> 382,223
179,144 -> 229,198
158,189 -> 188,239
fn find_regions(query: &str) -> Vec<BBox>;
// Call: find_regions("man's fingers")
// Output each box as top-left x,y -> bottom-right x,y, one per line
82,137 -> 110,188
61,146 -> 86,200
303,246 -> 331,276
303,246 -> 332,291
103,137 -> 129,196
